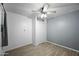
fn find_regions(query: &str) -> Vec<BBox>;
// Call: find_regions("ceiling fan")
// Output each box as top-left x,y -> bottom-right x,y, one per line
32,3 -> 56,19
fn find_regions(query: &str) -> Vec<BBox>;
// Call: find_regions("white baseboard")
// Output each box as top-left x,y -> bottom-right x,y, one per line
3,42 -> 32,52
3,41 -> 79,53
46,41 -> 79,53
33,40 -> 47,46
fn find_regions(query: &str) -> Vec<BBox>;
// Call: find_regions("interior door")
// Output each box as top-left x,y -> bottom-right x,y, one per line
0,4 -> 2,55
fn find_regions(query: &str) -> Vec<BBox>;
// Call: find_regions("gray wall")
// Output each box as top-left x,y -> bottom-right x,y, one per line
47,10 -> 79,50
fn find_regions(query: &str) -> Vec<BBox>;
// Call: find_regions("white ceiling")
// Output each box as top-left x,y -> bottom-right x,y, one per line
4,3 -> 79,19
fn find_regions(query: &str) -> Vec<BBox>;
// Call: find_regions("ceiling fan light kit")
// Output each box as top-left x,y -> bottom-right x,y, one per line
41,14 -> 47,19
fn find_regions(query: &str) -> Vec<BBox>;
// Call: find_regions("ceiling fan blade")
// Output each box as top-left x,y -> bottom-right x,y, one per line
47,11 -> 56,14
32,10 -> 41,13
50,11 -> 56,13
32,10 -> 38,12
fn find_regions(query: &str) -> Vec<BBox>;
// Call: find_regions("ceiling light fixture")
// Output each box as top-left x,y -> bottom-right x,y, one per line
41,13 -> 47,19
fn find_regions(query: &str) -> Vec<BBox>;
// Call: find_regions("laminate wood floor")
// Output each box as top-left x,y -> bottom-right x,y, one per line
6,42 -> 79,56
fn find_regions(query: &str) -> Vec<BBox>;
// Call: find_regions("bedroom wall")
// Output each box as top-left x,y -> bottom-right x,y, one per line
3,12 -> 32,51
2,11 -> 47,51
47,10 -> 79,50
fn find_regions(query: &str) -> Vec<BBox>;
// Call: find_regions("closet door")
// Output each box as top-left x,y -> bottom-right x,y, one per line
0,4 -> 2,55
1,3 -> 8,47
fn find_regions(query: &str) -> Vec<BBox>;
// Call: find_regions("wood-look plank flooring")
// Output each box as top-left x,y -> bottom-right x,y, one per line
6,42 -> 79,56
